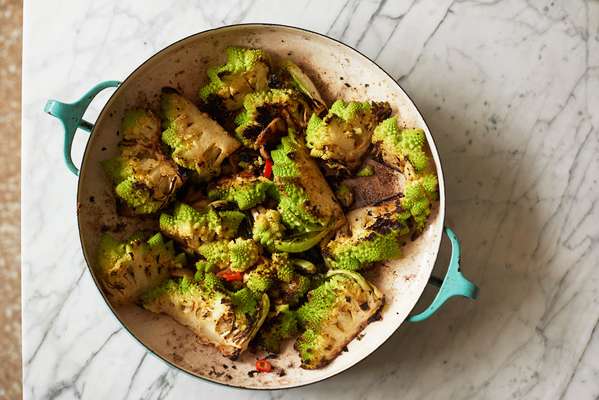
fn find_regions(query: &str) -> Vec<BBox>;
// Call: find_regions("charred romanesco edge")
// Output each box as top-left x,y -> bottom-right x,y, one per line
102,109 -> 183,214
295,270 -> 382,368
159,203 -> 244,251
305,100 -> 386,170
257,307 -> 299,353
271,252 -> 295,283
208,175 -> 276,210
230,287 -> 260,316
281,274 -> 312,306
199,47 -> 270,102
160,90 -> 240,179
141,276 -> 200,305
372,116 -> 430,172
198,238 -> 262,272
324,228 -> 407,271
245,261 -> 275,293
252,209 -> 285,251
96,232 -> 186,304
271,133 -> 333,232
306,99 -> 371,138
234,89 -> 303,149
142,276 -> 269,358
97,232 -> 185,275
372,117 -> 439,233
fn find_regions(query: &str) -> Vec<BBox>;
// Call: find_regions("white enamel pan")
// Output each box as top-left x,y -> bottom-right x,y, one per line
45,24 -> 478,390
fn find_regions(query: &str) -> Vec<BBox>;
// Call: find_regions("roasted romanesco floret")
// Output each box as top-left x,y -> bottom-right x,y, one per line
271,130 -> 344,233
271,252 -> 294,283
306,100 -> 391,173
208,173 -> 275,210
371,116 -> 430,174
324,198 -> 410,271
234,89 -> 310,149
245,260 -> 275,293
199,47 -> 270,111
142,276 -> 269,358
95,232 -> 185,305
159,202 -> 245,252
102,109 -> 183,214
198,238 -> 262,272
371,116 -> 439,232
251,208 -> 285,251
256,305 -> 299,353
160,89 -> 240,179
295,270 -> 384,369
401,174 -> 438,233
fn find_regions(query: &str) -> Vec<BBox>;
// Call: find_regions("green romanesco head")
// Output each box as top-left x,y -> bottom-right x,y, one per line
199,47 -> 270,111
208,174 -> 275,210
276,183 -> 323,231
271,135 -> 301,178
113,178 -> 164,214
372,117 -> 430,172
296,274 -> 340,330
197,240 -> 230,266
325,230 -> 403,271
230,287 -> 259,316
102,109 -> 183,214
229,238 -> 262,272
271,253 -> 295,283
202,272 -> 224,292
305,100 -> 391,171
245,266 -> 274,294
198,238 -> 262,272
324,198 -> 411,270
329,99 -> 371,121
142,275 -> 268,358
159,203 -> 243,252
295,328 -> 327,367
96,234 -> 127,272
252,209 -> 285,251
271,131 -> 344,233
194,259 -> 216,281
120,108 -> 162,144
294,270 -> 384,368
401,174 -> 438,233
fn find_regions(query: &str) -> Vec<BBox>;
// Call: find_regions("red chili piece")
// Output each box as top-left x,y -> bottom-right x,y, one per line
255,359 -> 272,373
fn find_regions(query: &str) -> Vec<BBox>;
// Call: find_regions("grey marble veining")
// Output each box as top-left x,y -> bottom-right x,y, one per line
22,0 -> 599,399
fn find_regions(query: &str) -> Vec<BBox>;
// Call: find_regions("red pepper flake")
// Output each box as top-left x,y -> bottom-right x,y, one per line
263,158 -> 273,179
255,359 -> 272,373
217,270 -> 243,282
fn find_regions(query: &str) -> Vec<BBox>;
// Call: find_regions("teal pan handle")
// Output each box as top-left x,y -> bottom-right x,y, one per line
408,227 -> 478,322
44,80 -> 121,175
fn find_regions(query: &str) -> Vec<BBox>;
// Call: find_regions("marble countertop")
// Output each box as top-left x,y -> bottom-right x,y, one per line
22,0 -> 598,399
